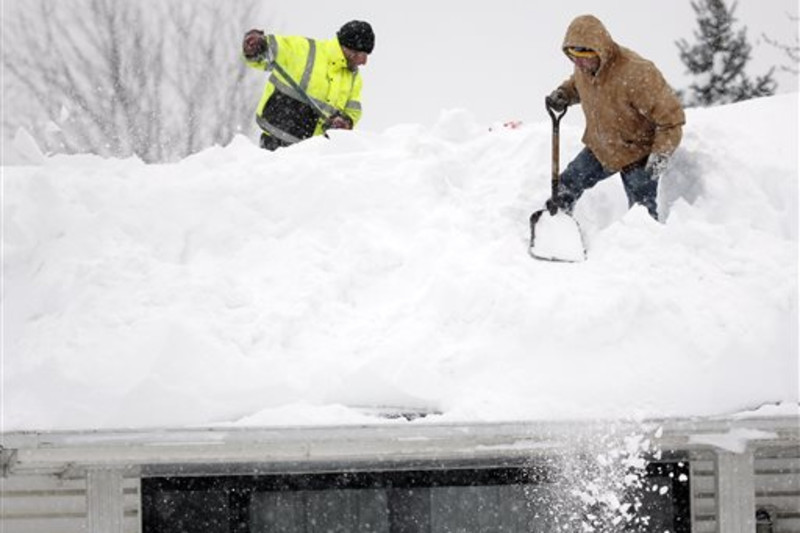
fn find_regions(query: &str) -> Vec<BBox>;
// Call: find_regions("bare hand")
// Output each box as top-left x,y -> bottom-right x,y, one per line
325,115 -> 353,130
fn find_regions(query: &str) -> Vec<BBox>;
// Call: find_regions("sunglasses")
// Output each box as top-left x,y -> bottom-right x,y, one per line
567,46 -> 598,58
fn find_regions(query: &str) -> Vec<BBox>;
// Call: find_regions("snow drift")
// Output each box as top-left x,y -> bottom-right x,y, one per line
2,94 -> 798,431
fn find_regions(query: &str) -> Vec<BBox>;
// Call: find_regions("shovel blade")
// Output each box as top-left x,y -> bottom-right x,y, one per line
529,209 -> 586,262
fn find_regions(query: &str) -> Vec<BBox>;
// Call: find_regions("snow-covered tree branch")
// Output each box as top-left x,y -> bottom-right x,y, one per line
2,0 -> 263,162
762,14 -> 799,76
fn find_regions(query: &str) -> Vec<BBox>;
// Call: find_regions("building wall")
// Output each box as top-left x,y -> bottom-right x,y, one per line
685,446 -> 800,533
691,450 -> 718,533
756,446 -> 800,533
1,442 -> 798,532
0,475 -> 141,533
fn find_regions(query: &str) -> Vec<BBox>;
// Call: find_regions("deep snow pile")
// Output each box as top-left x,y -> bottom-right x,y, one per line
2,94 -> 798,431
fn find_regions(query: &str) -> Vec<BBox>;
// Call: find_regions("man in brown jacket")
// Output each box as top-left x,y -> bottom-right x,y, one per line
545,15 -> 685,220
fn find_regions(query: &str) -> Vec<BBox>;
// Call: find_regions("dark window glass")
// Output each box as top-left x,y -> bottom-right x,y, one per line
142,462 -> 690,533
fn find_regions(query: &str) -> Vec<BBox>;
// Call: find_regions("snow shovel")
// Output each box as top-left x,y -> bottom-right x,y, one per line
528,100 -> 586,262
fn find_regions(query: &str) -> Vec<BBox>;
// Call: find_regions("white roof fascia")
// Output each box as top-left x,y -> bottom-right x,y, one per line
1,416 -> 797,478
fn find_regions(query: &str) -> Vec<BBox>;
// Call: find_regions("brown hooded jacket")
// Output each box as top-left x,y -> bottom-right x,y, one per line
557,15 -> 685,171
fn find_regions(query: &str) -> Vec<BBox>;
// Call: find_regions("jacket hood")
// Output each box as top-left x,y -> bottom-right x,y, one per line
562,15 -> 618,68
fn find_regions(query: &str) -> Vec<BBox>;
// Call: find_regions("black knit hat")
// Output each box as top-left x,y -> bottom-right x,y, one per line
337,20 -> 375,54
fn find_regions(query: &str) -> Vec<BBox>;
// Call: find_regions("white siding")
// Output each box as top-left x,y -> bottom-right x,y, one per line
688,446 -> 800,533
0,474 -> 140,533
691,451 -> 718,533
756,447 -> 800,533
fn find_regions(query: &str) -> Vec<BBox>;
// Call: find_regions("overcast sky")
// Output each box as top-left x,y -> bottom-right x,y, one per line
255,0 -> 798,132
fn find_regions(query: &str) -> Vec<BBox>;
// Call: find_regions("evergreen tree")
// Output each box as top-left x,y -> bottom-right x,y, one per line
677,0 -> 776,107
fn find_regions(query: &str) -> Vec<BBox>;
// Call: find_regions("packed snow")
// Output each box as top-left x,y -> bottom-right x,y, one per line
529,210 -> 586,263
2,94 -> 798,431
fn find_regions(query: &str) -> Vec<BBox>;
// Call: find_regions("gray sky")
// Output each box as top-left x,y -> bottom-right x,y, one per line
257,0 -> 798,132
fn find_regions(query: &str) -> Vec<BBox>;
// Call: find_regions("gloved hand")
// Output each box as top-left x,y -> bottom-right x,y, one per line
544,190 -> 576,215
545,197 -> 560,215
645,153 -> 670,180
243,29 -> 267,60
323,113 -> 353,131
545,88 -> 570,112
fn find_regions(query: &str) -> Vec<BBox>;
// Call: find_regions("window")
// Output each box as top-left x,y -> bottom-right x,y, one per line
142,462 -> 690,532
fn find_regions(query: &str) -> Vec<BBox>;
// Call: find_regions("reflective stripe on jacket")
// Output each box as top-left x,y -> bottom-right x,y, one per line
244,35 -> 363,144
558,15 -> 685,171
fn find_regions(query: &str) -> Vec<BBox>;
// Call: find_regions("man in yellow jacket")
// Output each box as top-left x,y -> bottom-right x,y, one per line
242,21 -> 374,151
545,15 -> 685,220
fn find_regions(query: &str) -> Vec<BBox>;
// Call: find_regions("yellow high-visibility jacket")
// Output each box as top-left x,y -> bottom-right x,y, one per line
244,35 -> 363,145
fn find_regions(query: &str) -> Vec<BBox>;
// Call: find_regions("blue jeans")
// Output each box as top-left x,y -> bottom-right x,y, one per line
557,148 -> 659,219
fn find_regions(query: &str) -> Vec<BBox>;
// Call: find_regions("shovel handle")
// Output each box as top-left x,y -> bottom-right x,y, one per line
545,100 -> 567,200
